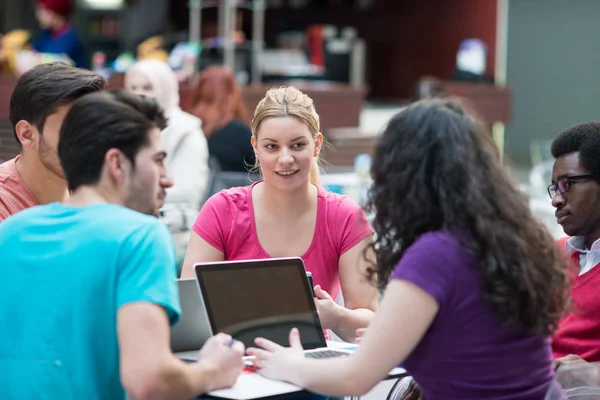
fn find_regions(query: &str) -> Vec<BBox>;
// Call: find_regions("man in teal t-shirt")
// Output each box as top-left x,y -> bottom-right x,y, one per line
0,90 -> 245,399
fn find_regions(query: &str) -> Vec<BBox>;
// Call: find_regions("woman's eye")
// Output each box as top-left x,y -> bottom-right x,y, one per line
293,143 -> 306,149
265,144 -> 276,150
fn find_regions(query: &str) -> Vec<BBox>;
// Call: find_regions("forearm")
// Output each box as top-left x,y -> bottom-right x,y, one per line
290,358 -> 370,397
332,307 -> 375,343
128,357 -> 217,400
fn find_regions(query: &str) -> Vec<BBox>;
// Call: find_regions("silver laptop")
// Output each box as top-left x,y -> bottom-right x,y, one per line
170,279 -> 213,361
193,257 -> 351,358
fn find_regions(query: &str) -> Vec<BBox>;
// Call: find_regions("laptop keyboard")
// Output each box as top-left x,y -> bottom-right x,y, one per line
305,350 -> 349,359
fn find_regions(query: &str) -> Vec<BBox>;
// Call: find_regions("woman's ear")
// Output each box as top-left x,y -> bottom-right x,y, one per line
314,132 -> 324,157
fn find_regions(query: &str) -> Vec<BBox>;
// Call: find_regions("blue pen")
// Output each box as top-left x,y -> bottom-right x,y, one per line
226,339 -> 237,347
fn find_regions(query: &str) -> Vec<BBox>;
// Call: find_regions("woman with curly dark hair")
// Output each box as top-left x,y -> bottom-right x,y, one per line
246,98 -> 569,400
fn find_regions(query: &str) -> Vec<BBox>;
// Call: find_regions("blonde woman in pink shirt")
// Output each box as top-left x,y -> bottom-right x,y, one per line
182,86 -> 378,342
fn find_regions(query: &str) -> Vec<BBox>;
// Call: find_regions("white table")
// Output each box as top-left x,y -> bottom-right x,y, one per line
204,342 -> 406,400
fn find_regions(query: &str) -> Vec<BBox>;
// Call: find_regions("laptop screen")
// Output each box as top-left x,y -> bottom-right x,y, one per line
195,258 -> 326,349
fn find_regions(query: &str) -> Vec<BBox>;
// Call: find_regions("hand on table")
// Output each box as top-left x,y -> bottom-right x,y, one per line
247,328 -> 305,382
552,354 -> 586,371
198,333 -> 245,391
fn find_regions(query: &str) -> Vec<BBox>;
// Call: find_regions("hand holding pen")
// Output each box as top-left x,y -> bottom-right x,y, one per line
197,333 -> 245,391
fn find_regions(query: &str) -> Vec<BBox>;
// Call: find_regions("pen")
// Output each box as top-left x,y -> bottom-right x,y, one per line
226,338 -> 237,347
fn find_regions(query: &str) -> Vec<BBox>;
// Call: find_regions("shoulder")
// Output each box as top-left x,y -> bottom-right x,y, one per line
96,206 -> 172,253
391,231 -> 475,301
0,203 -> 45,227
556,236 -> 570,250
398,231 -> 477,280
205,185 -> 252,210
109,205 -> 166,232
61,26 -> 82,41
0,158 -> 17,182
407,231 -> 466,258
172,109 -> 202,127
320,188 -> 363,218
78,204 -> 168,241
221,120 -> 252,136
166,109 -> 202,136
33,29 -> 52,40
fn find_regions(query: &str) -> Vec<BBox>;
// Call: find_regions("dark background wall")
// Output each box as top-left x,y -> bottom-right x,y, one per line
172,0 -> 498,100
2,0 -> 497,101
505,0 -> 600,165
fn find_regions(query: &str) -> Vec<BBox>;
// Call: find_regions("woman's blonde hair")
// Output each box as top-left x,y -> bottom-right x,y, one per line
251,86 -> 322,185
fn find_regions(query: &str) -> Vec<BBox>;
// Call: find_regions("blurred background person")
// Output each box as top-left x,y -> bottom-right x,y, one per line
411,76 -> 448,102
126,59 -> 209,262
126,59 -> 209,213
32,0 -> 86,68
190,66 -> 255,173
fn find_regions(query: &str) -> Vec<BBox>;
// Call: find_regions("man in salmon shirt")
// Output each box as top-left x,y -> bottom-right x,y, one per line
549,122 -> 600,369
0,62 -> 105,222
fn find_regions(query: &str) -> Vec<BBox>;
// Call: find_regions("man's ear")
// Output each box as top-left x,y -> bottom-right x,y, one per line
104,148 -> 130,185
15,120 -> 39,150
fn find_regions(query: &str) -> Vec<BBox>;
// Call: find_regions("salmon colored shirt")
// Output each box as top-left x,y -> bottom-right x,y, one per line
0,156 -> 38,222
192,182 -> 374,300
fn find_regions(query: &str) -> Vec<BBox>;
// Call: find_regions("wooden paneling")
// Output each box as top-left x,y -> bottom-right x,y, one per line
0,75 -> 18,161
239,83 -> 364,131
0,120 -> 17,162
111,74 -> 365,131
444,82 -> 512,125
322,127 -> 380,167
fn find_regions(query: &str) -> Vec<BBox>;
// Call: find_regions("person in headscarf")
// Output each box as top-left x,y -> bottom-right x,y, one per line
125,59 -> 210,213
33,0 -> 86,68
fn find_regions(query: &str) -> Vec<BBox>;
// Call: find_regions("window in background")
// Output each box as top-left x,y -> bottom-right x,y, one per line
78,0 -> 124,10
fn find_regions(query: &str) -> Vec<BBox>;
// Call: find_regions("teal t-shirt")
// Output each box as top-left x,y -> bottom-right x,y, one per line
0,203 -> 181,399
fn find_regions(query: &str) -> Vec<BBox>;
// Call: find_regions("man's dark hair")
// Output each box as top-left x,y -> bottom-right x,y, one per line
551,122 -> 600,179
58,89 -> 167,191
9,62 -> 106,145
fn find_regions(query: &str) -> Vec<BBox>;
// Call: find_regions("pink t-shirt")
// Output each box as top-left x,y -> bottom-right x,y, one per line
192,182 -> 373,300
0,156 -> 38,222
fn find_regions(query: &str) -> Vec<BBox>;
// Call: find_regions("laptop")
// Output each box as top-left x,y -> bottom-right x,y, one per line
193,257 -> 351,358
170,278 -> 213,361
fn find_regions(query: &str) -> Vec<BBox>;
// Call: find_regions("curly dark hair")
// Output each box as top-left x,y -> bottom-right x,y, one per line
365,98 -> 569,335
551,122 -> 600,179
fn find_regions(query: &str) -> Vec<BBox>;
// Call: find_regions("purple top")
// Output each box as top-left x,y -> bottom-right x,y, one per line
391,231 -> 553,400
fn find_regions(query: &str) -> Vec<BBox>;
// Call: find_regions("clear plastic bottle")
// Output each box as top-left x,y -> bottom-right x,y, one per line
353,153 -> 372,207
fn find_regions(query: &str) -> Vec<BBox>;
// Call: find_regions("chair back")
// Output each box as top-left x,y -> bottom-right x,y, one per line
200,156 -> 261,206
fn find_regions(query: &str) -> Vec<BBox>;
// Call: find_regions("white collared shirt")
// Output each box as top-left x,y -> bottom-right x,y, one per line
566,236 -> 600,275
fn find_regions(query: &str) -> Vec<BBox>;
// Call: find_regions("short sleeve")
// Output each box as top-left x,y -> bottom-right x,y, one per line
192,192 -> 232,252
391,232 -> 462,310
335,197 -> 374,255
0,200 -> 10,222
117,220 -> 181,325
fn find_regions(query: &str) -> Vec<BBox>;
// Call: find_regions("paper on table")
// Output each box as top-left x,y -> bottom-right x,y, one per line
207,373 -> 303,400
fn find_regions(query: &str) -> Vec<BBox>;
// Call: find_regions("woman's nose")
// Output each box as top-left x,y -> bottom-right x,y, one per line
278,148 -> 293,163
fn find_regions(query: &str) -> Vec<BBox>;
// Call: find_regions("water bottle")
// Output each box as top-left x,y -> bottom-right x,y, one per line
353,153 -> 372,207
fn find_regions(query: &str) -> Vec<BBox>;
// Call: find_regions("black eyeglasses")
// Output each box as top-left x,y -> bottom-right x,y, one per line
548,174 -> 594,199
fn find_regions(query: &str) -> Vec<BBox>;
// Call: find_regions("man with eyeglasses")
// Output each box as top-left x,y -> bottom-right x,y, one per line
548,121 -> 600,369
